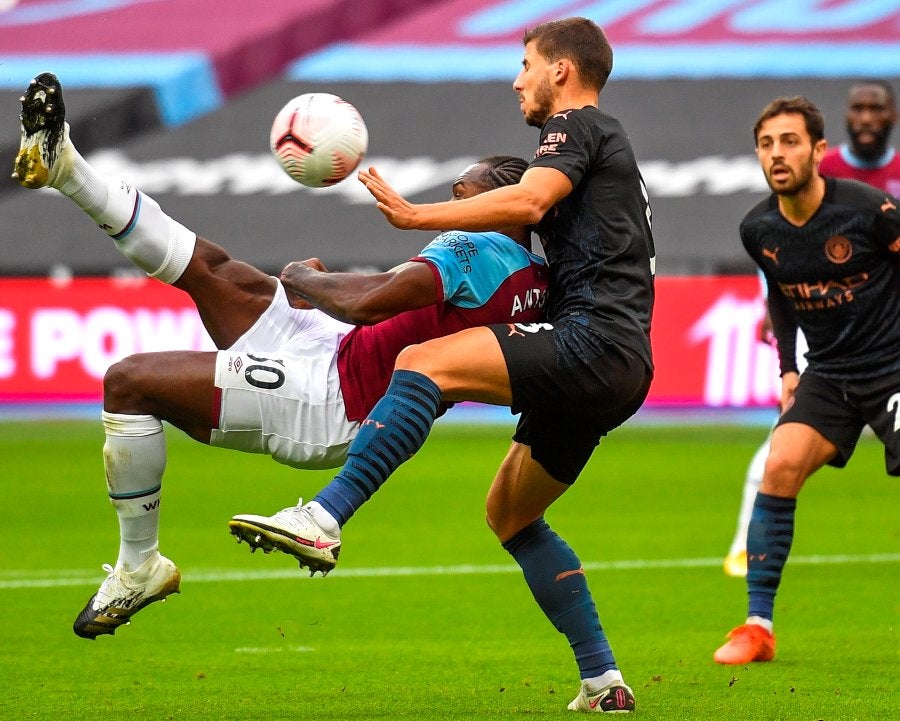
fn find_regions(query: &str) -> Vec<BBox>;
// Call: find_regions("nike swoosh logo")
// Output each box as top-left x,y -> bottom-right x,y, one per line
589,696 -> 603,709
314,537 -> 339,549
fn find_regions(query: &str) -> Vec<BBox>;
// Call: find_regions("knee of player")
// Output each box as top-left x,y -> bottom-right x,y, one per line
103,354 -> 152,412
484,507 -> 504,540
484,499 -> 520,543
760,450 -> 807,495
394,343 -> 441,379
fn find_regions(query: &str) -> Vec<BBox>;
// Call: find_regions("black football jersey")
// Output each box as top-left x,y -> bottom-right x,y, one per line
528,105 -> 655,369
740,177 -> 900,379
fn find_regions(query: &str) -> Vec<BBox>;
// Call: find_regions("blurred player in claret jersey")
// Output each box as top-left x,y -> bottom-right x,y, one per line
820,79 -> 900,196
722,79 -> 900,579
11,72 -> 548,641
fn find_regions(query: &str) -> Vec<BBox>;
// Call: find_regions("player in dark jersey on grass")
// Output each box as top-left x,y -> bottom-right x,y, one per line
12,73 -> 547,640
713,95 -> 900,665
723,78 -> 900,578
231,17 -> 654,714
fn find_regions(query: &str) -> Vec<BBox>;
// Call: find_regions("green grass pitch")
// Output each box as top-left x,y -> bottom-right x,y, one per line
1,419 -> 896,720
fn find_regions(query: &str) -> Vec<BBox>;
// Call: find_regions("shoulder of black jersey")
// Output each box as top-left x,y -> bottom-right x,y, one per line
827,176 -> 889,208
741,193 -> 777,226
545,105 -> 617,130
544,107 -> 583,128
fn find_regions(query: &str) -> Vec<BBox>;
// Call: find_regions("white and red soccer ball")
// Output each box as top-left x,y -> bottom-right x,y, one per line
270,92 -> 369,188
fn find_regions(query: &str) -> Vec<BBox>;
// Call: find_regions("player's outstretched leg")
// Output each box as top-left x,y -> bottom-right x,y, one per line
12,72 -> 196,285
229,369 -> 441,575
73,555 -> 181,639
12,72 -> 72,189
229,500 -> 341,576
71,410 -> 182,639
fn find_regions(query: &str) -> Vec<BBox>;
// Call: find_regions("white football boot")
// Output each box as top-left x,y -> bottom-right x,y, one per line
229,500 -> 341,576
568,679 -> 635,714
73,554 -> 181,639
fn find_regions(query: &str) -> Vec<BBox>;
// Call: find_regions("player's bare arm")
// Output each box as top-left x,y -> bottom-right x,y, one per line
280,260 -> 438,325
358,165 -> 572,231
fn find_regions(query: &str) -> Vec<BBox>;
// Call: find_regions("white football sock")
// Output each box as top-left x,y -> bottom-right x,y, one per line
102,411 -> 167,572
728,436 -> 768,555
55,144 -> 196,283
746,616 -> 774,633
582,669 -> 625,692
306,500 -> 340,534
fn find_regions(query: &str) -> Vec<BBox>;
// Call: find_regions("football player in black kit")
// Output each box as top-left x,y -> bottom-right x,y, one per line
714,95 -> 900,665
233,16 -> 654,714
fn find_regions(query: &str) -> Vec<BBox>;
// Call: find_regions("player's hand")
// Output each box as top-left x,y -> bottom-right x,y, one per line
280,260 -> 322,309
778,371 -> 800,413
758,312 -> 775,345
358,166 -> 418,229
298,257 -> 328,272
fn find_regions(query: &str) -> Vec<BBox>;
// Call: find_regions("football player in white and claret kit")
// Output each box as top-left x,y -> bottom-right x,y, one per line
12,72 -> 548,640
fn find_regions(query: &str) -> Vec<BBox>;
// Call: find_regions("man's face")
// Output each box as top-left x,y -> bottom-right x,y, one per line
755,113 -> 825,196
845,84 -> 896,161
513,42 -> 555,128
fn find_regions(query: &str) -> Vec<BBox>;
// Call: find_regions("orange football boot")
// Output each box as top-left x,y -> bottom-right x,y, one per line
713,623 -> 776,664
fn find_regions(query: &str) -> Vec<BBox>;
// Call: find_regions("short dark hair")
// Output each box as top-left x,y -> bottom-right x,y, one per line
478,155 -> 528,189
753,96 -> 825,144
522,17 -> 612,93
849,79 -> 896,107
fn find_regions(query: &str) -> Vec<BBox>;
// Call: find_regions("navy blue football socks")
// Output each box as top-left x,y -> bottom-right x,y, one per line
747,492 -> 797,621
314,369 -> 443,526
503,518 -> 617,679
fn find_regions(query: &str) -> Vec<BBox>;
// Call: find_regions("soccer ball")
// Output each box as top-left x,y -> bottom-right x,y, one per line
270,93 -> 368,188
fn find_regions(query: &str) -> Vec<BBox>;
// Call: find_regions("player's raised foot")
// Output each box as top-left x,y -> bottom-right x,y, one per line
72,554 -> 181,639
12,71 -> 73,189
713,623 -> 776,664
229,501 -> 341,576
723,550 -> 748,578
568,680 -> 635,713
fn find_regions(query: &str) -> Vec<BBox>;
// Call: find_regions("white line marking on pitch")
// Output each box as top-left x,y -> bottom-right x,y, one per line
1,553 -> 898,590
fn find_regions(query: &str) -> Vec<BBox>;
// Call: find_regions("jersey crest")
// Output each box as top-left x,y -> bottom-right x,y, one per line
824,235 -> 852,264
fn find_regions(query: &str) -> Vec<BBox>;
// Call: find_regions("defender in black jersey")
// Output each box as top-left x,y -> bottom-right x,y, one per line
715,96 -> 900,667
236,17 -> 652,713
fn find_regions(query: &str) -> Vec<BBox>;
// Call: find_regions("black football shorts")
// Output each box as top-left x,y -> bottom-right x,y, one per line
777,368 -> 900,475
489,318 -> 652,484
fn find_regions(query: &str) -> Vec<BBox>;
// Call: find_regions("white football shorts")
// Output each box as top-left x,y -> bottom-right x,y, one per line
209,281 -> 360,470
